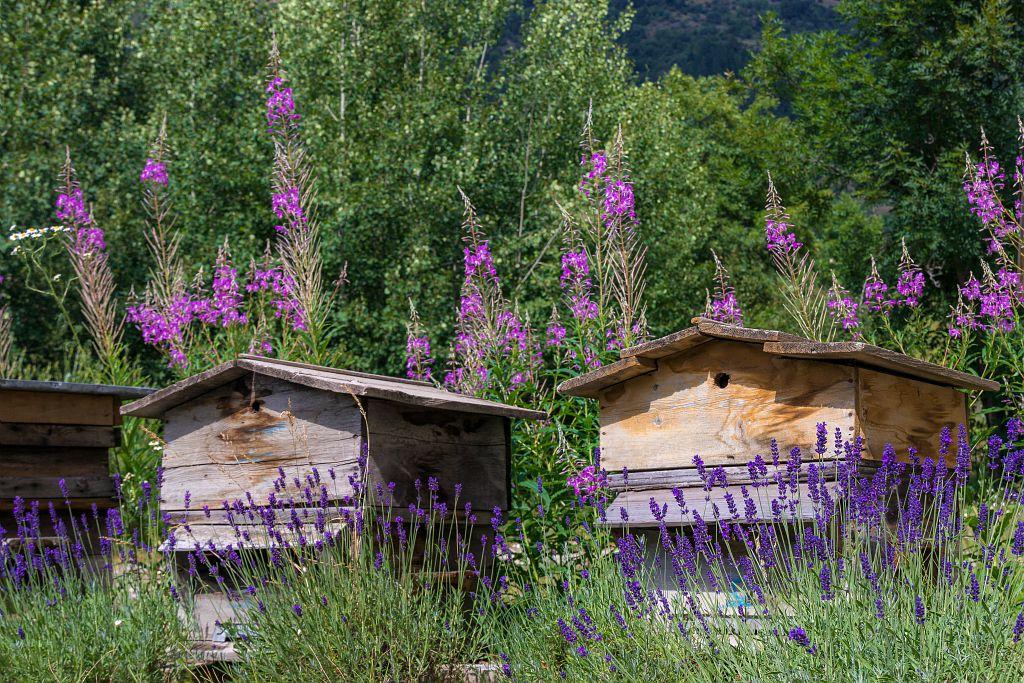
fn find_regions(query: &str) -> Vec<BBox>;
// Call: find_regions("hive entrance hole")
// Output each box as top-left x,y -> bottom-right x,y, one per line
713,372 -> 730,389
250,399 -> 264,413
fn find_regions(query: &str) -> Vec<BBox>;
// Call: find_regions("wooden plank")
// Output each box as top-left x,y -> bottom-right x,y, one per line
122,358 -> 545,420
161,378 -> 362,512
0,389 -> 118,426
763,340 -> 998,392
605,460 -> 848,492
855,367 -> 969,466
557,356 -> 658,398
599,340 -> 857,471
601,482 -> 840,527
0,475 -> 114,500
617,326 -> 708,361
0,447 -> 110,477
0,497 -> 112,511
365,399 -> 509,511
0,378 -> 153,398
0,423 -> 117,448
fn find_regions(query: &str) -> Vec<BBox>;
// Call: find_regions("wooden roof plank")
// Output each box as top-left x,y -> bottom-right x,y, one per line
556,356 -> 658,398
0,378 -> 154,399
558,317 -> 995,398
121,358 -> 545,421
762,341 -> 999,392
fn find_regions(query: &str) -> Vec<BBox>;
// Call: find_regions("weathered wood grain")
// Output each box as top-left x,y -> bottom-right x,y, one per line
0,389 -> 118,426
161,377 -> 362,512
598,340 -> 857,471
0,423 -> 118,448
365,399 -> 509,510
855,367 -> 968,466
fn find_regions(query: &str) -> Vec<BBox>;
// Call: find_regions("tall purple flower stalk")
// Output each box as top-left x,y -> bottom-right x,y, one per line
705,249 -> 743,326
56,149 -> 124,376
404,300 -> 433,381
263,37 -> 327,358
444,190 -> 539,396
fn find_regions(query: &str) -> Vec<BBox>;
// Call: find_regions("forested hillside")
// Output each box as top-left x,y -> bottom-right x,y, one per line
616,0 -> 840,78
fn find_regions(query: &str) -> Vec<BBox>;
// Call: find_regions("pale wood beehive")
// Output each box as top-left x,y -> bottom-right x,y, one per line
558,317 -> 998,527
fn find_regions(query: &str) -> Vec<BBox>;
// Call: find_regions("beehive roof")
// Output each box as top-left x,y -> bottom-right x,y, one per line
0,378 -> 155,399
557,317 -> 998,398
121,355 -> 546,421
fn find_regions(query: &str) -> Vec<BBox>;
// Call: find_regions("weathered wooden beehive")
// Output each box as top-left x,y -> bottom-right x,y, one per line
558,317 -> 998,528
121,354 -> 543,656
0,378 -> 154,549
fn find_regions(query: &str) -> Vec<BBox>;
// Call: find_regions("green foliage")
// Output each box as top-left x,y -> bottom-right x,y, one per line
747,0 -> 1024,293
0,576 -> 186,682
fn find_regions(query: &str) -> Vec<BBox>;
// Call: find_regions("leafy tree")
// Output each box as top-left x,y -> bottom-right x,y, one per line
747,0 -> 1024,294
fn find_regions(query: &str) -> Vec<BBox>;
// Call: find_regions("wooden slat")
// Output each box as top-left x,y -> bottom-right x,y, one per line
161,378 -> 361,512
0,475 -> 114,500
365,399 -> 509,511
601,482 -> 841,527
0,389 -> 118,426
855,367 -> 968,466
763,340 -> 998,392
0,423 -> 117,448
0,497 -> 112,511
556,356 -> 658,398
616,326 -> 708,361
598,340 -> 857,471
0,447 -> 110,477
122,358 -> 546,420
606,460 -> 848,492
0,378 -> 153,398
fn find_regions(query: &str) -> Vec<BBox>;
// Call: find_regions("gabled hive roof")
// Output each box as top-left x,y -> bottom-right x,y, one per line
557,317 -> 998,398
122,355 -> 545,420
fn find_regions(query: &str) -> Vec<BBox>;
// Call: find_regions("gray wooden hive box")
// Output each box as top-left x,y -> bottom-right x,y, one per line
121,354 -> 545,543
122,355 -> 543,658
558,317 -> 998,528
0,378 -> 154,549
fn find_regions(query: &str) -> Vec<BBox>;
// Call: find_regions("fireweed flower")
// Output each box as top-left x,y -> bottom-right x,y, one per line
864,258 -> 891,313
247,263 -> 306,331
140,158 -> 168,185
561,250 -> 599,321
706,249 -> 743,326
764,175 -> 802,254
895,239 -> 925,307
827,273 -> 859,332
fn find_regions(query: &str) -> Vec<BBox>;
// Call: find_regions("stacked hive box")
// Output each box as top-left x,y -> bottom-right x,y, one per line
0,379 -> 153,553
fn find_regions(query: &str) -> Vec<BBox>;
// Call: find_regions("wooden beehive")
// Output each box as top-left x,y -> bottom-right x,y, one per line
0,378 -> 154,550
558,317 -> 998,528
121,354 -> 544,656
